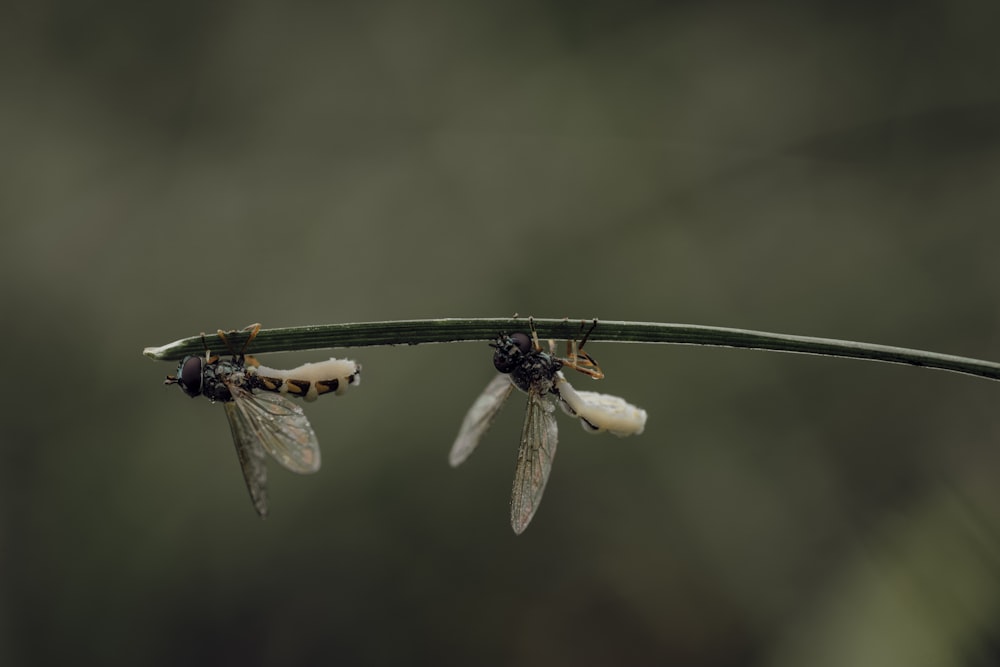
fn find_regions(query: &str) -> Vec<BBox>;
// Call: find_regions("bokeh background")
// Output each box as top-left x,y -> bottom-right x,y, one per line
3,1 -> 1000,665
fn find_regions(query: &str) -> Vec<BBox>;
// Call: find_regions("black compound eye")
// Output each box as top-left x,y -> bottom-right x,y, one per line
177,356 -> 204,397
510,332 -> 532,354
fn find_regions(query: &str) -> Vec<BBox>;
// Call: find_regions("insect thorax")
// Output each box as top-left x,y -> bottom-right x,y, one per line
508,352 -> 562,394
491,333 -> 562,394
201,358 -> 246,402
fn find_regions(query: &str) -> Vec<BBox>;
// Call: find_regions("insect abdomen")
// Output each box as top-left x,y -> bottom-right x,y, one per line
556,376 -> 647,436
250,358 -> 361,402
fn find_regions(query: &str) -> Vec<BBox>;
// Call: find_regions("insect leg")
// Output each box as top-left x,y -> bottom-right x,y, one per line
217,323 -> 261,357
527,316 -> 543,353
578,318 -> 598,350
561,319 -> 604,380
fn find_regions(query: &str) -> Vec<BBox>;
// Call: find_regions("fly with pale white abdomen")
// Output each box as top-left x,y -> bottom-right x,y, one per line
450,318 -> 647,534
165,324 -> 361,517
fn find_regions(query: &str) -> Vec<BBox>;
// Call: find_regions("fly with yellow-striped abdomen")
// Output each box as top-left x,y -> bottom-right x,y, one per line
450,318 -> 646,534
165,323 -> 360,517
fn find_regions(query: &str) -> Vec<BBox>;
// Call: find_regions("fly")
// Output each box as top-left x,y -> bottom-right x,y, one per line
164,323 -> 361,517
450,318 -> 647,534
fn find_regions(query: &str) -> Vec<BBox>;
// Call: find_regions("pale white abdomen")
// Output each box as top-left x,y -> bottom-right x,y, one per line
250,358 -> 361,402
556,374 -> 647,436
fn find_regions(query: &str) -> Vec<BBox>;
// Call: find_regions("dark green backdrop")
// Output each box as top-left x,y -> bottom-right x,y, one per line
3,1 -> 1000,665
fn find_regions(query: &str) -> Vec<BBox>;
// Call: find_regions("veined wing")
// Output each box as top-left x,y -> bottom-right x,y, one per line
229,385 -> 322,474
510,388 -> 558,534
449,373 -> 514,467
224,400 -> 271,518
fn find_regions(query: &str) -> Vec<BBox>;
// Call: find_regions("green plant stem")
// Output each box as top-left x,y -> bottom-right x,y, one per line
142,318 -> 1000,383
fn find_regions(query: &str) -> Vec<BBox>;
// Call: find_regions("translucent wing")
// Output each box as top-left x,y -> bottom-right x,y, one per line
229,385 -> 322,474
449,373 -> 515,467
224,401 -> 271,518
509,388 -> 559,534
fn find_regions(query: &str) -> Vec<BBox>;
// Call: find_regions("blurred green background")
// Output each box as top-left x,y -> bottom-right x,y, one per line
3,1 -> 1000,665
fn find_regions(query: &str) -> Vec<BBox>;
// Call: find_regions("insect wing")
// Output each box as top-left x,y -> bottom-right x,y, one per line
224,400 -> 271,518
510,388 -> 559,534
229,385 -> 322,474
450,373 -> 515,467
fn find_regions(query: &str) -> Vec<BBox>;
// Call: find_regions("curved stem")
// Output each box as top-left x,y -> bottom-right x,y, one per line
143,318 -> 1000,383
